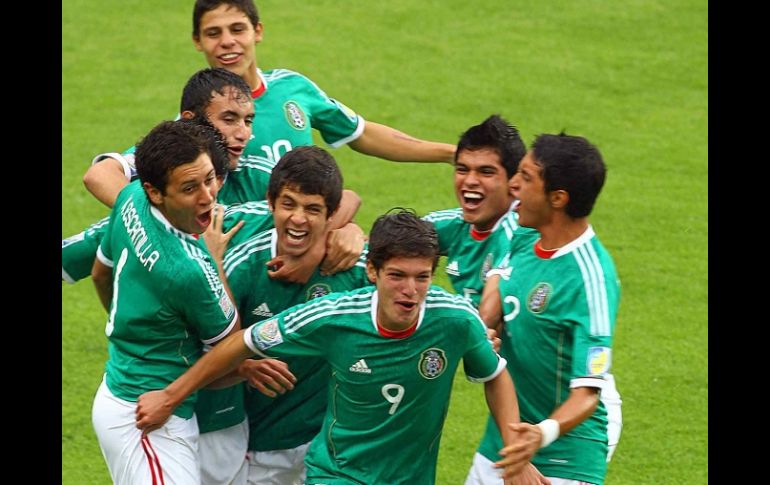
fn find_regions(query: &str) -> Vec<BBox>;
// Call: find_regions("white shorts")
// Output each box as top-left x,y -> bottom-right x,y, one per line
601,373 -> 623,462
91,377 -> 200,485
199,418 -> 249,485
246,440 -> 311,485
465,452 -> 596,485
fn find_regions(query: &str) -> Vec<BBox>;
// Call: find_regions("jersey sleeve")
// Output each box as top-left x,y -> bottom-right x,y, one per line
177,263 -> 238,345
96,207 -> 118,268
422,210 -> 457,255
222,202 -> 274,246
460,304 -> 507,383
62,215 -> 111,283
243,296 -> 335,359
298,74 -> 364,148
569,290 -> 614,391
91,145 -> 138,181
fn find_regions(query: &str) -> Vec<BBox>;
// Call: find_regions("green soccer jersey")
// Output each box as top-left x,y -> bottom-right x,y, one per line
97,181 -> 238,419
424,207 -> 538,306
217,68 -> 362,205
246,286 -> 506,485
62,215 -> 110,283
215,228 -> 370,447
476,227 -> 620,484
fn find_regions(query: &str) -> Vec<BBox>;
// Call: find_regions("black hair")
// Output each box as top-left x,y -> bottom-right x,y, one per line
531,132 -> 606,218
180,67 -> 251,115
456,114 -> 526,178
267,146 -> 343,215
193,0 -> 259,39
367,208 -> 439,271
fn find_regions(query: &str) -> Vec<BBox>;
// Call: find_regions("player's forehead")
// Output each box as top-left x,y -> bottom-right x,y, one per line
456,146 -> 504,169
207,87 -> 254,114
380,256 -> 433,275
199,4 -> 253,30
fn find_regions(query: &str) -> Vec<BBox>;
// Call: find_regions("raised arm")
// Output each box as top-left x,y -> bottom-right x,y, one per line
348,121 -> 455,164
82,157 -> 131,208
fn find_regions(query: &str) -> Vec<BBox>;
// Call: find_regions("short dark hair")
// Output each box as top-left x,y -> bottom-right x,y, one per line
267,146 -> 343,216
180,68 -> 252,116
367,208 -> 440,272
135,120 -> 224,194
193,0 -> 260,39
178,117 -> 231,179
531,133 -> 606,218
456,114 -> 526,178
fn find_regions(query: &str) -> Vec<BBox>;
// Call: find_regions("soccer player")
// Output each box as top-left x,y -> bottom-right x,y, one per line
82,0 -> 455,209
424,114 -> 537,307
216,146 -> 371,484
466,133 -> 621,485
134,209 -> 537,484
90,120 -> 240,484
63,67 -> 363,285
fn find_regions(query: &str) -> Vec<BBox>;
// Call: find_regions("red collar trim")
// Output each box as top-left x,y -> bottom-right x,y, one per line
470,227 -> 492,241
377,321 -> 418,339
251,81 -> 266,99
534,239 -> 557,259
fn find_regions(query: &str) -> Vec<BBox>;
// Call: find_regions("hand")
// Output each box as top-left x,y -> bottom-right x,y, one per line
203,204 -> 244,264
495,423 -> 542,479
238,358 -> 297,398
320,222 -> 366,275
486,327 -> 501,353
135,389 -> 174,434
505,463 -> 551,485
266,238 -> 325,284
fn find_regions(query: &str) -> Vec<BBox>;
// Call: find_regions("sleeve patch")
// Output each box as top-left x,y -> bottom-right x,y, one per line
587,346 -> 611,376
253,319 -> 284,350
219,292 -> 235,320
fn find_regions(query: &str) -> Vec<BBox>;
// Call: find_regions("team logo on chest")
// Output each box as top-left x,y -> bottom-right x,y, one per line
306,283 -> 332,300
527,282 -> 553,314
283,101 -> 307,130
418,348 -> 447,380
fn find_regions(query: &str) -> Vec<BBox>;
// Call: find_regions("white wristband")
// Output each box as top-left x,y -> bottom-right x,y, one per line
536,419 -> 560,448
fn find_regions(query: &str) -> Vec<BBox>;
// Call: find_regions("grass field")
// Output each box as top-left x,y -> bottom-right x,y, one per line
62,1 -> 708,483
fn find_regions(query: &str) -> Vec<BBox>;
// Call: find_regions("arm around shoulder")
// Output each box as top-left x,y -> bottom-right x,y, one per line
83,156 -> 131,208
348,121 -> 455,164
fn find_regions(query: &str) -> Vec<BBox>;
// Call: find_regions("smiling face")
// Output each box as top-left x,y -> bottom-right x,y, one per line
454,147 -> 513,232
201,86 -> 255,169
194,4 -> 263,86
146,152 -> 219,234
269,185 -> 330,258
367,256 -> 434,332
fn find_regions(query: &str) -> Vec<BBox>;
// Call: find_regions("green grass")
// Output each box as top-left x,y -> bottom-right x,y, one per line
62,1 -> 707,483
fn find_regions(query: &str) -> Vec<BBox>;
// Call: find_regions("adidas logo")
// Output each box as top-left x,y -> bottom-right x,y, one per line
349,359 -> 372,374
445,260 -> 460,276
252,303 -> 273,317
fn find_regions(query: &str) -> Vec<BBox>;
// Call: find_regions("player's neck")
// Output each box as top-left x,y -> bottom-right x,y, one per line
538,217 -> 589,250
242,63 -> 261,91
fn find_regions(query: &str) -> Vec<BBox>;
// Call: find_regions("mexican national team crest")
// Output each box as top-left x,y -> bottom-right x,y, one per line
306,283 -> 332,300
284,101 -> 307,130
418,348 -> 447,380
254,319 -> 284,350
527,282 -> 553,314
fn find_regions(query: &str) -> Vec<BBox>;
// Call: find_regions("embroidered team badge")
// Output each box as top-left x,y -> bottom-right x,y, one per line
254,319 -> 283,350
527,282 -> 553,314
418,348 -> 447,380
587,347 -> 611,376
306,283 -> 332,300
284,101 -> 307,130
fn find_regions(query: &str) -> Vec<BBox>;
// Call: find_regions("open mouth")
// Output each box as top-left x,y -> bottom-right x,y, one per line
218,53 -> 242,65
462,191 -> 484,210
227,145 -> 244,158
196,209 -> 213,228
286,228 -> 308,242
396,301 -> 417,312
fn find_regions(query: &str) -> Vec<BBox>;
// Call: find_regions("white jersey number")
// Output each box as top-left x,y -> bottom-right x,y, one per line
105,248 -> 129,337
260,140 -> 293,164
381,384 -> 405,415
502,295 -> 521,337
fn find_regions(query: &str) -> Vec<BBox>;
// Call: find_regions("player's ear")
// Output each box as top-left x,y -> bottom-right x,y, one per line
549,189 -> 569,210
192,35 -> 203,52
143,182 -> 164,206
180,111 -> 195,120
366,261 -> 377,283
254,22 -> 264,43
